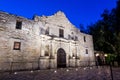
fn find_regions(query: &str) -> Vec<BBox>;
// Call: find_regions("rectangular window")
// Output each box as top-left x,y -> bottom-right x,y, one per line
84,36 -> 86,42
68,35 -> 71,39
16,21 -> 22,29
13,42 -> 21,50
71,32 -> 74,40
59,29 -> 64,38
75,36 -> 78,41
86,49 -> 88,54
71,37 -> 74,40
45,27 -> 49,35
45,51 -> 49,56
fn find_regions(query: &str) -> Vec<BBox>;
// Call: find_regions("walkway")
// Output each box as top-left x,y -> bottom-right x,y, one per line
0,66 -> 120,80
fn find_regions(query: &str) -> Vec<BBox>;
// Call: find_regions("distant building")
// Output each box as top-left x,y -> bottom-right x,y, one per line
0,11 -> 95,70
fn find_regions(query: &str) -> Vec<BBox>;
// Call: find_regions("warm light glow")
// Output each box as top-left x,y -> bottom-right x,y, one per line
73,56 -> 75,59
90,67 -> 92,69
76,68 -> 78,71
84,68 -> 86,70
104,54 -> 108,57
95,53 -> 99,57
66,69 -> 69,72
30,70 -> 33,73
14,72 -> 17,74
54,70 -> 57,73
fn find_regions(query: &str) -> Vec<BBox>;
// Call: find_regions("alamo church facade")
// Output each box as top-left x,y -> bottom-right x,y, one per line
0,11 -> 95,70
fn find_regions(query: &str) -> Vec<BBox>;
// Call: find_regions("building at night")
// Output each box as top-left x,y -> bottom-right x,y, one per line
0,11 -> 95,70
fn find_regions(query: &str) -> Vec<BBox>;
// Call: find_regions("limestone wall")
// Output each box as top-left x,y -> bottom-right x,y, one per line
0,11 -> 42,70
36,11 -> 95,64
0,11 -> 95,70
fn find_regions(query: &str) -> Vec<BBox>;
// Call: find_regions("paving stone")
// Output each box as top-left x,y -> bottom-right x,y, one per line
0,67 -> 120,80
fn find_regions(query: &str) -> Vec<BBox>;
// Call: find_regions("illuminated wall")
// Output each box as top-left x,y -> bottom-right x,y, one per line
0,11 -> 95,70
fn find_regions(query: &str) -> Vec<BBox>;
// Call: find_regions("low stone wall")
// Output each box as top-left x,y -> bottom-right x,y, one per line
0,61 -> 96,71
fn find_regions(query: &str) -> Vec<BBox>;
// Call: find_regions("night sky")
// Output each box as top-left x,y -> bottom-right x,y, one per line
0,0 -> 117,29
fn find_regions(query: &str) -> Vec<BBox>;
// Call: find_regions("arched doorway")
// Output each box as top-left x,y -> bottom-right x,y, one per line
57,48 -> 66,68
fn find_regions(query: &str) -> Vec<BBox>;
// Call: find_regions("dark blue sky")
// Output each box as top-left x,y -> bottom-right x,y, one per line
0,0 -> 117,29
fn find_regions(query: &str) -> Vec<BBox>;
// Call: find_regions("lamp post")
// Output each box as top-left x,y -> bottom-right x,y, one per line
95,53 -> 99,67
104,54 -> 113,80
110,55 -> 113,80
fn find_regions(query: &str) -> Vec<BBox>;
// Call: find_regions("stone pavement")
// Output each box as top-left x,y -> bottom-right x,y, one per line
112,67 -> 120,80
0,66 -> 120,80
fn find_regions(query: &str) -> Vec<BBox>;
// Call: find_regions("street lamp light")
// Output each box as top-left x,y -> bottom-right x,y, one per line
72,56 -> 75,59
104,54 -> 108,57
96,53 -> 99,57
104,54 -> 108,65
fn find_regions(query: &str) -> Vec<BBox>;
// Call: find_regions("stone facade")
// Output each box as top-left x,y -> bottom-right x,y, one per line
0,11 -> 95,70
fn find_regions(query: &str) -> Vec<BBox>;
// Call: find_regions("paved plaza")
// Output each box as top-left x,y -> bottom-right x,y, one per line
0,66 -> 120,80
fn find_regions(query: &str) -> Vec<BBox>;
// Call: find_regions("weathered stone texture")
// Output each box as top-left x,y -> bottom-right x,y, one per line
0,11 -> 95,70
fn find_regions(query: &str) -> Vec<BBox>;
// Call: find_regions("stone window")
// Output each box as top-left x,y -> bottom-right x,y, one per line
59,29 -> 64,38
86,49 -> 88,54
40,28 -> 45,34
68,34 -> 71,39
84,36 -> 86,42
45,27 -> 49,35
75,36 -> 78,41
16,21 -> 22,29
13,42 -> 21,50
45,51 -> 49,56
71,37 -> 74,40
71,32 -> 74,40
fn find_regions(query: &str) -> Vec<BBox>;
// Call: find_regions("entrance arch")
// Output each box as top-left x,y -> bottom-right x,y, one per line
57,48 -> 66,68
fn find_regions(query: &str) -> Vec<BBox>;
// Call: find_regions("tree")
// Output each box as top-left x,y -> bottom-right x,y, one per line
88,0 -> 120,65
